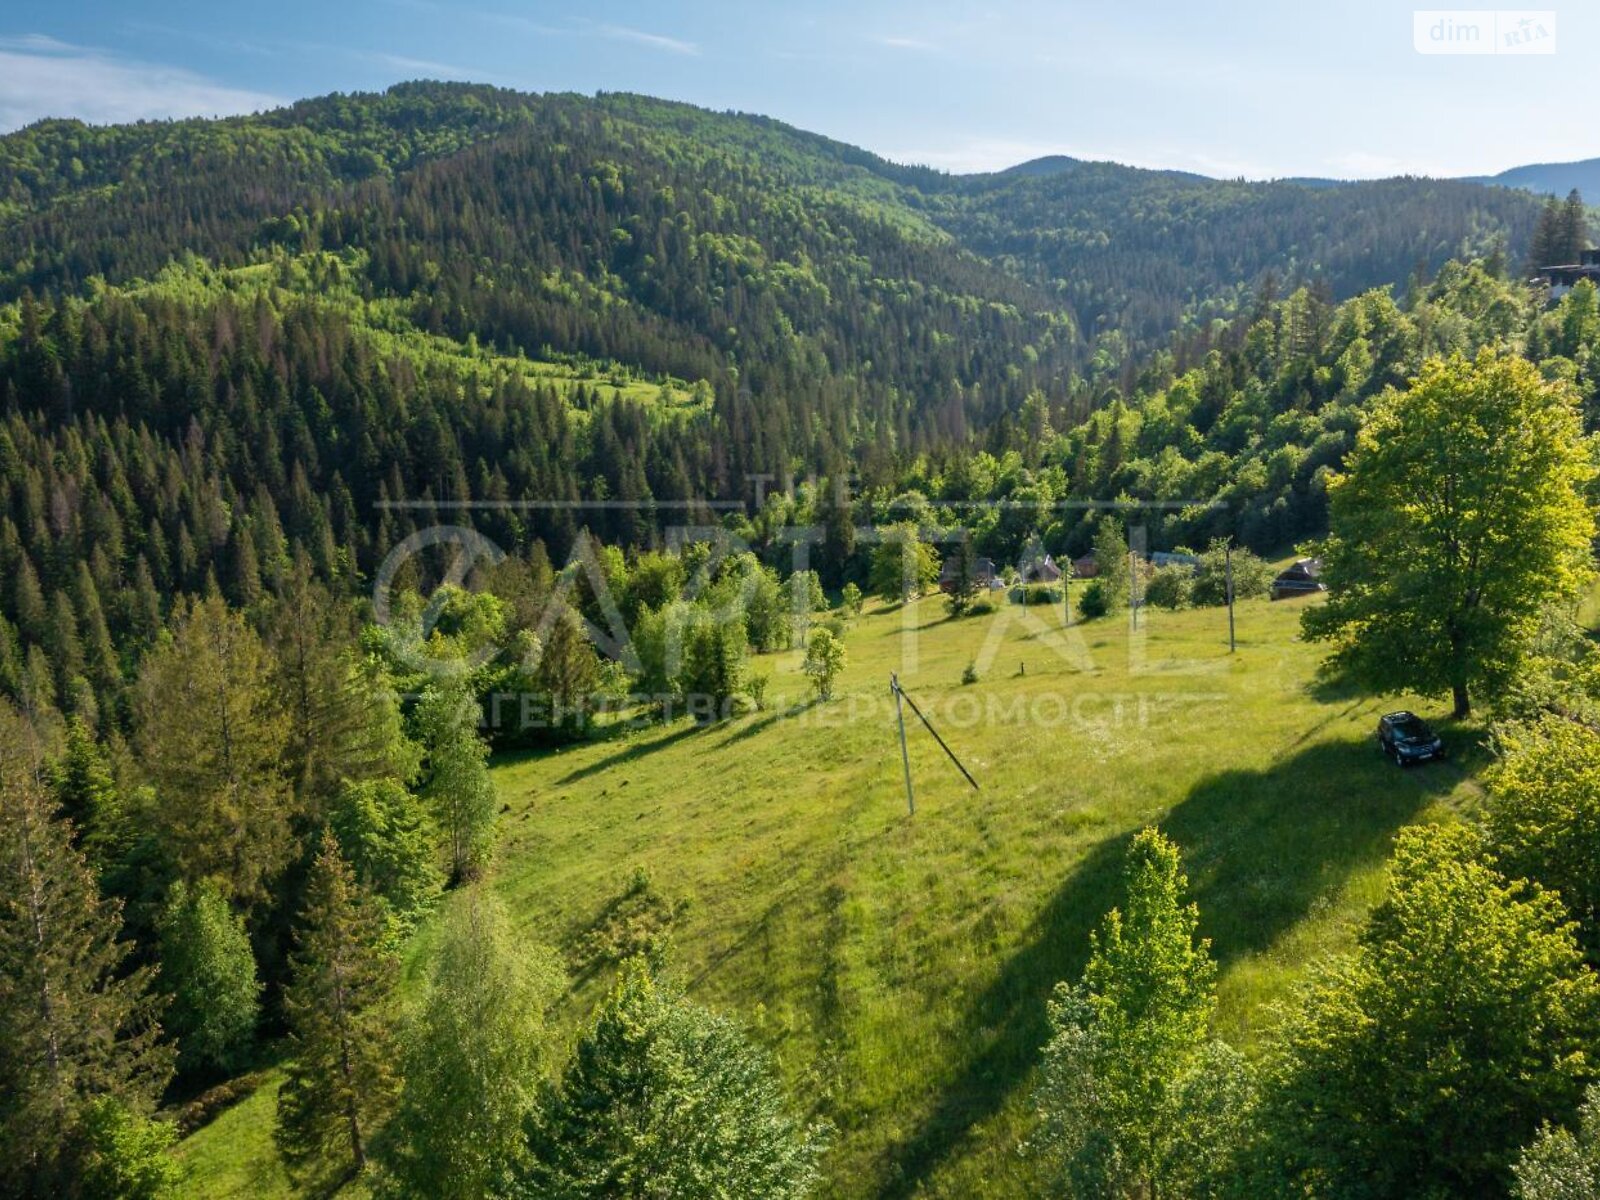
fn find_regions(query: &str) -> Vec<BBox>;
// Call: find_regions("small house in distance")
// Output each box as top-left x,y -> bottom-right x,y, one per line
1149,550 -> 1201,573
1018,553 -> 1063,583
1539,248 -> 1600,301
940,555 -> 998,593
1270,557 -> 1325,600
1070,553 -> 1099,579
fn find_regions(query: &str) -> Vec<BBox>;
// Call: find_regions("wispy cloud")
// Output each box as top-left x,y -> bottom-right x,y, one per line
367,51 -> 493,81
0,35 -> 281,131
877,35 -> 939,52
598,25 -> 699,56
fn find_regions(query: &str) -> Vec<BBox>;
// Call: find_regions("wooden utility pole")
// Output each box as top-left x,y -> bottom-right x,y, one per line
889,674 -> 980,815
891,673 -> 915,815
1226,540 -> 1237,653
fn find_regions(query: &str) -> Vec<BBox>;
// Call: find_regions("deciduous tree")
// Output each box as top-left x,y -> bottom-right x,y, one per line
1303,350 -> 1595,717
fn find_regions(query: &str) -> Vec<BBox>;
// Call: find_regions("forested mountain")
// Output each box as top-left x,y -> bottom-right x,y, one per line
1472,156 -> 1600,197
0,81 -> 1580,732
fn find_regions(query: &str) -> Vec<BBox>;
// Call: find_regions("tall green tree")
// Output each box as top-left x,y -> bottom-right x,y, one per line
0,700 -> 173,1195
1254,825 -> 1600,1197
375,890 -> 562,1200
49,716 -> 121,876
945,537 -> 978,618
1092,516 -> 1132,611
155,879 -> 259,1075
525,960 -> 827,1199
416,679 -> 497,883
135,594 -> 295,901
1031,828 -> 1238,1197
274,830 -> 399,1186
1303,350 -> 1596,717
327,779 -> 441,941
868,525 -> 939,603
269,564 -> 420,811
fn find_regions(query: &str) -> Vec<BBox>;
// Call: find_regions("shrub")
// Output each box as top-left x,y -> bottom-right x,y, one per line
1192,540 -> 1273,606
1010,583 -> 1065,606
962,661 -> 980,685
1077,580 -> 1112,619
1145,566 -> 1194,610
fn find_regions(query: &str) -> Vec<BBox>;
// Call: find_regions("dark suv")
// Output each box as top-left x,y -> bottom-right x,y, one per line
1376,711 -> 1444,767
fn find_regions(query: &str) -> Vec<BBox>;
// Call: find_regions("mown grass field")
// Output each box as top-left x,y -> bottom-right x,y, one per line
175,588 -> 1484,1198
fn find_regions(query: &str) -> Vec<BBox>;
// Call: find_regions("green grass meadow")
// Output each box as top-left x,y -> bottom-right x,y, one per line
176,590 -> 1483,1198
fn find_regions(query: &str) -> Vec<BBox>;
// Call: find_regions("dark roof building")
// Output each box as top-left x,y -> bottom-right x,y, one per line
1019,553 -> 1063,583
1539,248 -> 1600,300
940,555 -> 997,592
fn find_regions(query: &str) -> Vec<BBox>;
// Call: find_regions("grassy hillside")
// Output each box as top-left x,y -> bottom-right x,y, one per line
175,587 -> 1482,1198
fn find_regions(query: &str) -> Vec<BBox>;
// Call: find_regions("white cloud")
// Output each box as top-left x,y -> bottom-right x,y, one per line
0,36 -> 282,131
598,25 -> 699,55
368,51 -> 491,81
877,35 -> 939,51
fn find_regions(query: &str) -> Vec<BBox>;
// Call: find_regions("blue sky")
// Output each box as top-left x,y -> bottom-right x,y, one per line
0,1 -> 1593,178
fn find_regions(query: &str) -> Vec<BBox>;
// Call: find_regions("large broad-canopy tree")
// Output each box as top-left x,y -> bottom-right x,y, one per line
1304,348 -> 1596,717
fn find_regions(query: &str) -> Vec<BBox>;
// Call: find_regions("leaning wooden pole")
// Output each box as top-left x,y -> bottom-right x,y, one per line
896,681 -> 981,792
891,673 -> 915,815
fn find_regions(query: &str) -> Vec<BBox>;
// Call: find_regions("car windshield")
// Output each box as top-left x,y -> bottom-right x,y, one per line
1393,718 -> 1431,741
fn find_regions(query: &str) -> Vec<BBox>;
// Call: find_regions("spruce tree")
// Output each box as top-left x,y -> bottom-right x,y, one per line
269,562 -> 420,812
274,830 -> 398,1186
1558,188 -> 1590,264
0,700 -> 173,1194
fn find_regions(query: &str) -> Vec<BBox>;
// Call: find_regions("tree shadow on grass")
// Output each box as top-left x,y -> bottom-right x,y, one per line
876,736 -> 1455,1198
551,721 -> 703,785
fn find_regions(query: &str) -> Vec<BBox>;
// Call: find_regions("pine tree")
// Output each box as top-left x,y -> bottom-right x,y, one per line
274,830 -> 398,1186
375,890 -> 561,1199
0,700 -> 173,1194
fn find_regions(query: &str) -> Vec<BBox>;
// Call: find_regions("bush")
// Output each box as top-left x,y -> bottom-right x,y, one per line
1145,566 -> 1194,610
1077,580 -> 1112,619
746,672 -> 770,711
1009,583 -> 1064,606
1192,540 -> 1274,606
962,661 -> 980,685
803,628 -> 846,700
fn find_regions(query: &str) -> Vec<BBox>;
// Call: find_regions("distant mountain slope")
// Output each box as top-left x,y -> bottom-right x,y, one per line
0,82 -> 1547,386
1470,157 -> 1600,196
